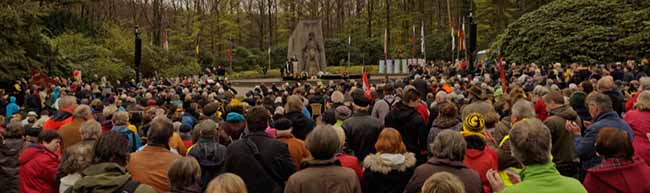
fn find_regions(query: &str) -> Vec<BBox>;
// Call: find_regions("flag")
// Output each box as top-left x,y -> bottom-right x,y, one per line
195,44 -> 200,57
412,24 -> 416,57
498,55 -> 508,93
459,18 -> 465,52
162,31 -> 169,51
226,41 -> 232,62
421,22 -> 425,56
73,69 -> 82,82
450,24 -> 455,51
362,68 -> 372,99
384,28 -> 388,61
348,35 -> 351,46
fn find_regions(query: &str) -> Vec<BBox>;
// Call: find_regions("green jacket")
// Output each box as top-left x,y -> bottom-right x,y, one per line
498,162 -> 586,193
70,163 -> 156,193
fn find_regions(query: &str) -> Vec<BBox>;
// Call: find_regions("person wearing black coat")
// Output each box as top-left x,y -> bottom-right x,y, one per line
188,120 -> 227,192
342,89 -> 383,160
384,87 -> 429,164
225,106 -> 296,193
285,95 -> 315,140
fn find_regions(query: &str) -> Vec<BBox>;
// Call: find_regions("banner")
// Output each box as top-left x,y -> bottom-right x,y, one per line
498,55 -> 507,93
394,59 -> 401,74
387,60 -> 394,74
379,60 -> 386,74
73,69 -> 82,82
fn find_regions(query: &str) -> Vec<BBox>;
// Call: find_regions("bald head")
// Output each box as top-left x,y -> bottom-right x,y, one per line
59,96 -> 78,110
598,76 -> 614,92
640,77 -> 650,91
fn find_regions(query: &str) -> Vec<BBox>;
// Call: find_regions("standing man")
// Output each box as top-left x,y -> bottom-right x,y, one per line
342,89 -> 383,160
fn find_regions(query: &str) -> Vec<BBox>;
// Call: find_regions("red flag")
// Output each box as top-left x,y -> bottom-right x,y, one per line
30,69 -> 54,89
227,48 -> 232,62
362,68 -> 372,100
383,28 -> 388,61
498,55 -> 507,93
412,24 -> 417,57
459,22 -> 465,52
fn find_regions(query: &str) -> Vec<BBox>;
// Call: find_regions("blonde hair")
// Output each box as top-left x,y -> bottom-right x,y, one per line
206,173 -> 248,193
634,91 -> 650,112
112,111 -> 130,126
284,95 -> 304,113
421,172 -> 465,193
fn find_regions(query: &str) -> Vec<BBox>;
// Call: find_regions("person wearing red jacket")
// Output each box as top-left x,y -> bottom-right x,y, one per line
625,77 -> 650,111
461,113 -> 499,193
19,130 -> 61,193
584,128 -> 650,193
43,96 -> 77,131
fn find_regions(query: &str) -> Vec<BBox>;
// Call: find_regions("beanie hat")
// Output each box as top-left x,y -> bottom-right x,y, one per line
203,102 -> 219,117
335,106 -> 352,120
351,89 -> 370,107
462,112 -> 486,138
226,112 -> 245,123
273,118 -> 293,130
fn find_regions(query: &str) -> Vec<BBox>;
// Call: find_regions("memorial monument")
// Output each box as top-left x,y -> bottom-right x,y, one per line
287,20 -> 327,75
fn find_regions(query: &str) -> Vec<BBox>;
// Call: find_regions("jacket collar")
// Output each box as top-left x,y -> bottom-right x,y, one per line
363,152 -> 416,174
352,111 -> 371,117
426,157 -> 468,169
519,162 -> 561,181
301,158 -> 340,169
594,111 -> 619,122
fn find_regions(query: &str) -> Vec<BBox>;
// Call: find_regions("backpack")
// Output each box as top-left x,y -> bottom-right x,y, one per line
65,180 -> 140,193
114,129 -> 138,152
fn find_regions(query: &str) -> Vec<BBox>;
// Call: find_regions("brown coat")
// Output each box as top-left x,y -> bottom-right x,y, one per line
404,157 -> 483,193
276,133 -> 311,169
284,159 -> 361,193
58,118 -> 84,151
127,145 -> 181,193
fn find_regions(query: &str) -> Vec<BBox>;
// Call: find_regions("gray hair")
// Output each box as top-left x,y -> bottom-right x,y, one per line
73,105 -> 92,119
511,100 -> 536,119
430,130 -> 466,161
435,91 -> 448,101
533,85 -> 550,97
80,120 -> 101,140
587,92 -> 613,113
510,118 -> 551,165
305,125 -> 340,160
640,77 -> 650,91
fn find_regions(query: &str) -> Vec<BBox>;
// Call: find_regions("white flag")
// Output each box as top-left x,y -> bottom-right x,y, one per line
421,22 -> 425,55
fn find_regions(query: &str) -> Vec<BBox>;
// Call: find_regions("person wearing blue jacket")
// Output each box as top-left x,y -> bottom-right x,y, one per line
571,92 -> 633,180
5,96 -> 20,118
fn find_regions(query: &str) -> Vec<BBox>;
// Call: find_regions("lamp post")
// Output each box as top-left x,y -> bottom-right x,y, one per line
134,26 -> 142,83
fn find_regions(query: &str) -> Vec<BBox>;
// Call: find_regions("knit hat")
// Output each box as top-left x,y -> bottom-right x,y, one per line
226,112 -> 245,123
273,118 -> 293,130
462,112 -> 486,138
335,106 -> 352,120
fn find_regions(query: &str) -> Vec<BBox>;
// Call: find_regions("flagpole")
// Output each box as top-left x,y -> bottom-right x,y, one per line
348,34 -> 351,70
446,0 -> 453,63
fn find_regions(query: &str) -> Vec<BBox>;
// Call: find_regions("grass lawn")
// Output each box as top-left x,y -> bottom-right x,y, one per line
229,65 -> 379,79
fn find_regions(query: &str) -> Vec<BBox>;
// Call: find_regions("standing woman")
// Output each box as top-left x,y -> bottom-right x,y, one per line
623,91 -> 650,164
284,125 -> 361,193
362,128 -> 416,193
583,128 -> 650,193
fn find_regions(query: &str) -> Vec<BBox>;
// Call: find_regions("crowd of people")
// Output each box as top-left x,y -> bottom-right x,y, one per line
1,59 -> 650,193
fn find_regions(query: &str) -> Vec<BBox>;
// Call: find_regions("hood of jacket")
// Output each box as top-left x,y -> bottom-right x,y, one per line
19,144 -> 58,166
464,148 -> 486,160
9,96 -> 16,103
73,163 -> 132,193
392,102 -> 419,120
549,105 -> 578,121
1,138 -> 25,158
587,157 -> 650,193
433,117 -> 460,129
189,138 -> 226,167
363,152 -> 416,174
